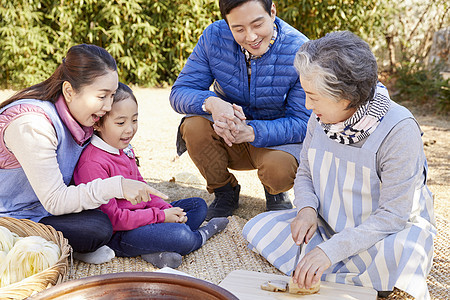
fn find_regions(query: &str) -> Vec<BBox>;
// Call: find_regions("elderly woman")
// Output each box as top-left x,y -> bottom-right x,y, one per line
243,31 -> 435,299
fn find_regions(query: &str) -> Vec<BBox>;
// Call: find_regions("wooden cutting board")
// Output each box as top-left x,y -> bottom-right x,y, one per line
218,270 -> 377,299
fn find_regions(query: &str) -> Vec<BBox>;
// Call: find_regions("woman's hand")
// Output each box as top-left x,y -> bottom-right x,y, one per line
291,207 -> 317,245
163,207 -> 187,223
291,207 -> 330,290
292,246 -> 331,290
121,178 -> 168,205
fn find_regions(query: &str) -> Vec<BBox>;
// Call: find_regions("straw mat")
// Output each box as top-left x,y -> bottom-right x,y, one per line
67,215 -> 449,300
66,216 -> 282,283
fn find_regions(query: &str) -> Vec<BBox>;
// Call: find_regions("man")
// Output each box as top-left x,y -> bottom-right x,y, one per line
170,0 -> 310,220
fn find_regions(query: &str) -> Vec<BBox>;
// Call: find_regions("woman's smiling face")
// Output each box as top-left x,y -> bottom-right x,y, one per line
226,1 -> 276,57
64,70 -> 118,127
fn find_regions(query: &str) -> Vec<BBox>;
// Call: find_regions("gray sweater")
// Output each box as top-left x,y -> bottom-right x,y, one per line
293,116 -> 428,265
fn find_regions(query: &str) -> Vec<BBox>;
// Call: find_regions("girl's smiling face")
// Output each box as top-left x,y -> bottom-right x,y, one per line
95,96 -> 138,150
64,70 -> 118,127
226,1 -> 276,57
300,75 -> 357,124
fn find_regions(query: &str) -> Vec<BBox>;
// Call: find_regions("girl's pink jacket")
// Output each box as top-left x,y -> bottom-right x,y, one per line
74,136 -> 172,232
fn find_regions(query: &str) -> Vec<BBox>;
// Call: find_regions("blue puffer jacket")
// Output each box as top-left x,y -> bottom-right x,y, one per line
170,17 -> 311,148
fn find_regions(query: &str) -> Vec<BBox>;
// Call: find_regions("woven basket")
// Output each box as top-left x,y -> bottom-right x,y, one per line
0,217 -> 71,300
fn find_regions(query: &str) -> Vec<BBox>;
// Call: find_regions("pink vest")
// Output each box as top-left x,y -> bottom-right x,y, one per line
0,104 -> 52,169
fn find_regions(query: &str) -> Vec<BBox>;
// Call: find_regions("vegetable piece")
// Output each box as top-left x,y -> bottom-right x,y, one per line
0,251 -> 7,265
0,236 -> 60,287
288,277 -> 320,294
0,226 -> 15,252
261,280 -> 288,292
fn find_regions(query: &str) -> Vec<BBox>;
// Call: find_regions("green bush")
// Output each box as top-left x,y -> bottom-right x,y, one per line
0,1 -> 57,87
0,0 -> 220,88
393,62 -> 449,114
0,0 -> 447,94
144,0 -> 220,86
277,0 -> 383,42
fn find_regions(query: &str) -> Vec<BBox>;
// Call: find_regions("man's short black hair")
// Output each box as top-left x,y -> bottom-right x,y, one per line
219,0 -> 273,22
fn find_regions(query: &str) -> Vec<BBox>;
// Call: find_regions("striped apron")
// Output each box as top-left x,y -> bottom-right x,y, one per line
243,102 -> 436,299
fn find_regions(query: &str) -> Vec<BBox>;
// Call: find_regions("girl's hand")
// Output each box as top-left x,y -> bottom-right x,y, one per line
290,207 -> 317,245
292,247 -> 331,290
163,207 -> 187,223
121,178 -> 168,205
177,215 -> 188,223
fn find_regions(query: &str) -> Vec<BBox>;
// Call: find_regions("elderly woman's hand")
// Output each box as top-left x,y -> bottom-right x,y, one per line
291,207 -> 330,290
293,246 -> 331,290
291,207 -> 317,245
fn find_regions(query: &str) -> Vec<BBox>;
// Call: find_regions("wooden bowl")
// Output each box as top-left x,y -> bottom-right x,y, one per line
29,272 -> 239,299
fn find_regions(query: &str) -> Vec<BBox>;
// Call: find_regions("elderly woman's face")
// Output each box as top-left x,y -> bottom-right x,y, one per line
300,76 -> 356,124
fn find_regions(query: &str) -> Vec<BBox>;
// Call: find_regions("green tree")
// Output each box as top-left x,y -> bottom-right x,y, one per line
0,0 -> 448,103
0,1 -> 56,87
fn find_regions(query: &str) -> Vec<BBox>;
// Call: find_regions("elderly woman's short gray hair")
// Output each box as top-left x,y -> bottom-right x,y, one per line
294,31 -> 378,109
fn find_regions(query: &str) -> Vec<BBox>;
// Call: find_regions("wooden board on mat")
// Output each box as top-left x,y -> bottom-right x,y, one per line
218,270 -> 377,299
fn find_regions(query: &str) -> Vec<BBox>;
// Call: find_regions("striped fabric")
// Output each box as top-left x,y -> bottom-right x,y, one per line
319,83 -> 391,144
243,101 -> 436,299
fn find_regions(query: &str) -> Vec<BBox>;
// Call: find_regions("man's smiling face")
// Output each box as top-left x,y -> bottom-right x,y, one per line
226,1 -> 276,57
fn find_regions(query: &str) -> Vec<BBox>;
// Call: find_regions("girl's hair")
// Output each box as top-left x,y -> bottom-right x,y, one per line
294,31 -> 378,109
1,44 -> 117,109
95,82 -> 137,127
113,82 -> 137,104
220,0 -> 272,22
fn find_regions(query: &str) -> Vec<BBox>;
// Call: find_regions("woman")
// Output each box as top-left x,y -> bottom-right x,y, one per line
243,31 -> 435,299
0,44 -> 167,264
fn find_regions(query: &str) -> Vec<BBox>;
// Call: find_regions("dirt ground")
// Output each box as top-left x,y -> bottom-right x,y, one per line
0,87 -> 448,222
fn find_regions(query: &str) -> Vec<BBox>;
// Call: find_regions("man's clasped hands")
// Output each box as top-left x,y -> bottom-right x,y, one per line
205,96 -> 255,146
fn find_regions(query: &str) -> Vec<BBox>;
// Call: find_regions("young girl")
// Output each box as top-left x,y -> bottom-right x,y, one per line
243,31 -> 435,299
74,83 -> 229,268
0,44 -> 167,264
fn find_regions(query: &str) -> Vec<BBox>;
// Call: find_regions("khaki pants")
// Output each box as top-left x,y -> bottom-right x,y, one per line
180,116 -> 298,194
